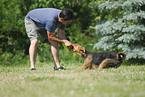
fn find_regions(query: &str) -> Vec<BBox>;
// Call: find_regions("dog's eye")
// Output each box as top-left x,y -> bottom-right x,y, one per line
71,45 -> 74,49
81,50 -> 84,52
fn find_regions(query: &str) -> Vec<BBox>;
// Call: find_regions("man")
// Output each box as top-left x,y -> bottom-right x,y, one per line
25,8 -> 74,70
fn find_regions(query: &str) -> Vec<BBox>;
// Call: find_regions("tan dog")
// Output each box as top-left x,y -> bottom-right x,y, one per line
69,43 -> 126,70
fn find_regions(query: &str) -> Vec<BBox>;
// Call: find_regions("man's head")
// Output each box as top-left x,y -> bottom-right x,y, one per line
59,8 -> 74,25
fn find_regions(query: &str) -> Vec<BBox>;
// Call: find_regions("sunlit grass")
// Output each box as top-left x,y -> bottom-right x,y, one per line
0,62 -> 145,97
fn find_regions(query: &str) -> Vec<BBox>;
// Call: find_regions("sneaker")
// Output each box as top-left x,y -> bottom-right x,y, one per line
54,66 -> 65,71
30,68 -> 36,71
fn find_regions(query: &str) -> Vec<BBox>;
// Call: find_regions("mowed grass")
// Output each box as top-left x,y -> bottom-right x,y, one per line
0,62 -> 145,97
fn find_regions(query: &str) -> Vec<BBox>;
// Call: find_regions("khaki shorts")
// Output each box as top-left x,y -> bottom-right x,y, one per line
25,18 -> 48,42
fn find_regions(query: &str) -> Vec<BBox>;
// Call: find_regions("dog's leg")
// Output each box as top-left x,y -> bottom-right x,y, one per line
76,54 -> 93,70
98,59 -> 112,69
108,59 -> 122,68
98,59 -> 121,69
92,64 -> 99,69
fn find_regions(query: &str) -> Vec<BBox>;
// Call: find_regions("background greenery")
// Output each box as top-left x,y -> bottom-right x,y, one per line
0,0 -> 145,97
90,0 -> 145,61
0,0 -> 145,65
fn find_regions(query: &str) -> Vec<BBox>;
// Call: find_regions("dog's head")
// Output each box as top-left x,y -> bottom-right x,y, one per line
69,43 -> 86,57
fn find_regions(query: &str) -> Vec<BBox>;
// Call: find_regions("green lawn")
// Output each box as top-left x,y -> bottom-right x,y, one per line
0,62 -> 145,97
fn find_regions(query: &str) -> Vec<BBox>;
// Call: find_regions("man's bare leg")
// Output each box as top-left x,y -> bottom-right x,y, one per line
49,40 -> 61,68
29,39 -> 38,69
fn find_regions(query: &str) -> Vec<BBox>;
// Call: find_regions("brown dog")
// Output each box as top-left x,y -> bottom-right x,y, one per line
69,43 -> 126,70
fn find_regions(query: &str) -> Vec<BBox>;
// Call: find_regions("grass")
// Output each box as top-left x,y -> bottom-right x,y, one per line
0,61 -> 145,97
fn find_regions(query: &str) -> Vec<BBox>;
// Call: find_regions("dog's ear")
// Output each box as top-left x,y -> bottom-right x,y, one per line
83,47 -> 85,52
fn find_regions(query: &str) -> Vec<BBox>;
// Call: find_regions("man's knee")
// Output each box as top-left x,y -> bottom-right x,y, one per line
31,39 -> 38,47
49,40 -> 58,47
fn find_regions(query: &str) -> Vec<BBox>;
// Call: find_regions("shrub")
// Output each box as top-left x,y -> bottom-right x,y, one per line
90,0 -> 145,60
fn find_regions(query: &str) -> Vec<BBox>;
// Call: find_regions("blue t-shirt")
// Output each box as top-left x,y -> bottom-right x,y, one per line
26,8 -> 65,32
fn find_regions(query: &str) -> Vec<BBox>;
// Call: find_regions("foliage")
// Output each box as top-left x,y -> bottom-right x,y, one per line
0,51 -> 29,66
65,20 -> 98,51
29,0 -> 97,49
29,0 -> 94,30
0,0 -> 96,56
1,0 -> 145,63
90,0 -> 145,60
0,0 -> 29,54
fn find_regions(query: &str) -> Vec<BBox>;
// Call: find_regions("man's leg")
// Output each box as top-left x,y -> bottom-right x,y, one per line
25,17 -> 40,69
49,40 -> 61,68
29,39 -> 38,69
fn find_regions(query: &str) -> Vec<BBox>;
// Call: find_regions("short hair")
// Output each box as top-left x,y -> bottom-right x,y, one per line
59,8 -> 74,21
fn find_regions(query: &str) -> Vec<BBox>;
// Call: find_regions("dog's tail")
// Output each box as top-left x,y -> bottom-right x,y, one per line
117,52 -> 126,62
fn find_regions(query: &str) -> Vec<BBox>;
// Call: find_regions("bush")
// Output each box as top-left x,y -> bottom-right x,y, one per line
0,0 -> 96,54
90,0 -> 145,60
0,0 -> 29,54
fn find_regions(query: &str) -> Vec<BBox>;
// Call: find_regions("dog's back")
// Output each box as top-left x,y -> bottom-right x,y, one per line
85,50 -> 126,66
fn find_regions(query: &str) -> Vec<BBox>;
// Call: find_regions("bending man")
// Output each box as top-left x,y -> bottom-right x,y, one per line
25,8 -> 74,70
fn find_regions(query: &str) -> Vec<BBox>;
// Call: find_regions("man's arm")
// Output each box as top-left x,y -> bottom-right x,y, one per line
47,29 -> 71,46
47,30 -> 65,43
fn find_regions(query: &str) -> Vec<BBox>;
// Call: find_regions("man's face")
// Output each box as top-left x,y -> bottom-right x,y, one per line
61,19 -> 72,25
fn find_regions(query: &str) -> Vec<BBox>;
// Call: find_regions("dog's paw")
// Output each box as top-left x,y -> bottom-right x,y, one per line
75,66 -> 88,70
75,67 -> 84,70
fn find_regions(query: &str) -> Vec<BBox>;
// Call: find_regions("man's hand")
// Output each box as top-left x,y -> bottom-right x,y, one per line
63,40 -> 73,51
64,40 -> 71,47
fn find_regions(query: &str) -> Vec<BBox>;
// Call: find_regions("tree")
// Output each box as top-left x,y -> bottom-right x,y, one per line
0,0 -> 96,54
91,0 -> 145,60
0,0 -> 27,53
